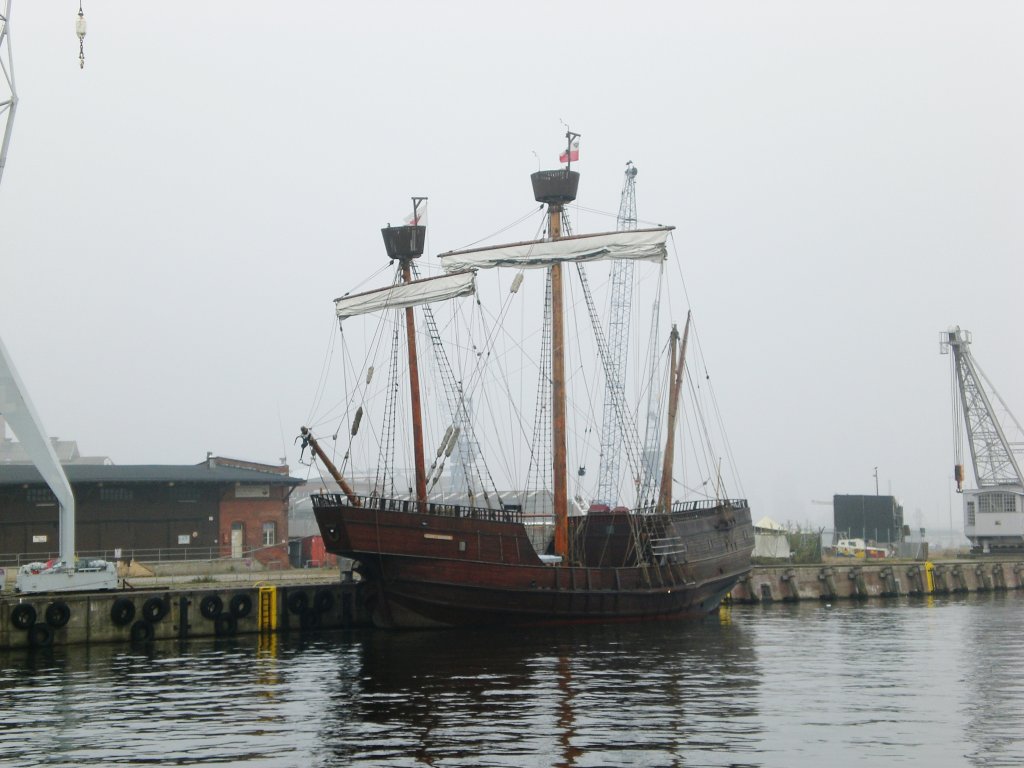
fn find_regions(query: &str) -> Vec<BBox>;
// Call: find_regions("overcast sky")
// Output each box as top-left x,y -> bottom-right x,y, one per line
2,2 -> 1022,535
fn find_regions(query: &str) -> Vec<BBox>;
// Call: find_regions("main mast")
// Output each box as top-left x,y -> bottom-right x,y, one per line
532,135 -> 581,561
381,198 -> 429,511
531,133 -> 580,561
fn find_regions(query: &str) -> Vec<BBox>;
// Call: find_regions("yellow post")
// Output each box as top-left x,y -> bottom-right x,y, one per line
258,584 -> 277,632
925,561 -> 935,594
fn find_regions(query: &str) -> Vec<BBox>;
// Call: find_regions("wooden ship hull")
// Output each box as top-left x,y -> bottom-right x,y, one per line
313,493 -> 754,628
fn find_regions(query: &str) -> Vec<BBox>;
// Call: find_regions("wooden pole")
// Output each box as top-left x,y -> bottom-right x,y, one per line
549,205 -> 569,561
402,261 -> 429,513
300,427 -> 361,507
658,312 -> 691,514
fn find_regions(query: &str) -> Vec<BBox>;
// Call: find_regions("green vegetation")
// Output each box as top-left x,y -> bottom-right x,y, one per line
786,525 -> 825,564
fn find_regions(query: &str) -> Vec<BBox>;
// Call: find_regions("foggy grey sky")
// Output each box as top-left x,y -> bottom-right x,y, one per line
2,2 -> 1022,535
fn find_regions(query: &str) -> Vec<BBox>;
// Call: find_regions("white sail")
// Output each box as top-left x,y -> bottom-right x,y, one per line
438,227 -> 674,272
335,270 -> 476,320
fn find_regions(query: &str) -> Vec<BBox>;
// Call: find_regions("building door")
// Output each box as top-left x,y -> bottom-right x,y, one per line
231,522 -> 244,559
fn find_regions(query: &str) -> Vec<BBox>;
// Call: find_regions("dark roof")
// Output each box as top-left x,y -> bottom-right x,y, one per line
0,464 -> 302,487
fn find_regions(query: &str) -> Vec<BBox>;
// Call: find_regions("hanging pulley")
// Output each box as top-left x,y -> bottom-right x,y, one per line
76,3 -> 87,69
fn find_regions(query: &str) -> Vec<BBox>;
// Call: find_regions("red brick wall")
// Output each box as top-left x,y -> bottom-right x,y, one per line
218,485 -> 290,568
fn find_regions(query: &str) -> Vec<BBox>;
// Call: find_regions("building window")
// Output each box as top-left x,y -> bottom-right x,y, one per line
26,487 -> 56,505
262,522 -> 276,546
977,492 -> 1018,515
100,487 -> 134,502
966,501 -> 976,526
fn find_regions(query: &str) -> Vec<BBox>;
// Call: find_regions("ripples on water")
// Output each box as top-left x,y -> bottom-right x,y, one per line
2,593 -> 1022,767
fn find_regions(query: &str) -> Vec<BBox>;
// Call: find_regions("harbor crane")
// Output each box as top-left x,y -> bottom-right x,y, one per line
941,327 -> 1024,552
0,2 -> 113,591
0,1 -> 17,188
596,162 -> 640,507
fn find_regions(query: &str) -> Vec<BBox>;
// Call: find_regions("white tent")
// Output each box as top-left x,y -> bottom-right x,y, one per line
753,517 -> 791,559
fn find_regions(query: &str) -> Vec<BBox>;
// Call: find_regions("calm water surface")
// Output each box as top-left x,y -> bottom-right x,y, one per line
2,592 -> 1023,767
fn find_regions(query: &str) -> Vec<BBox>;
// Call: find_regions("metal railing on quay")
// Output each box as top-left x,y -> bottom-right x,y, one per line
0,544 -> 290,569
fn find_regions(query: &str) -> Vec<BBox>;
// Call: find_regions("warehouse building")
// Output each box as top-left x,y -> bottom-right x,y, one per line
0,456 -> 300,567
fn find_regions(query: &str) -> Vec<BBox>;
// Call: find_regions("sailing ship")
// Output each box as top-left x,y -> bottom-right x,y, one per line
303,140 -> 754,628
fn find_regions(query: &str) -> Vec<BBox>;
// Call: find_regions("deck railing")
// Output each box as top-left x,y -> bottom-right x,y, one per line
311,493 -> 524,524
310,493 -> 748,524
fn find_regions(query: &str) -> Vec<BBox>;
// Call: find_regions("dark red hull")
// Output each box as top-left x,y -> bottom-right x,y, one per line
312,494 -> 754,628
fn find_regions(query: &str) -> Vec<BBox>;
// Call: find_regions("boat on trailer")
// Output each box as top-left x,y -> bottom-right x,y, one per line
303,138 -> 754,628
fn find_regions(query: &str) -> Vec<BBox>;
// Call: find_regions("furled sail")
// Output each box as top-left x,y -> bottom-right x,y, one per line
438,227 -> 674,272
335,270 -> 476,320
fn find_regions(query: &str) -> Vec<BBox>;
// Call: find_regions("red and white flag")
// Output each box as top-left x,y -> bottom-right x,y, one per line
559,139 -> 580,164
404,201 -> 428,226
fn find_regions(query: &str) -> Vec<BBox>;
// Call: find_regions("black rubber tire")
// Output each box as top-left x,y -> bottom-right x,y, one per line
142,596 -> 168,623
286,591 -> 309,616
313,589 -> 334,614
299,607 -> 320,630
28,623 -> 53,647
45,601 -> 71,629
110,598 -> 135,627
129,620 -> 154,643
11,603 -> 36,630
214,613 -> 237,636
199,594 -> 223,620
228,593 -> 252,619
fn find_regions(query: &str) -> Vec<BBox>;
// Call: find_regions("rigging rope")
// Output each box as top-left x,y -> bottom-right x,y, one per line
573,262 -> 646,501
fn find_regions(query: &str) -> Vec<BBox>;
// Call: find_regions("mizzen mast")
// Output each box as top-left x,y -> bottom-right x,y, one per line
530,132 -> 580,562
658,312 -> 691,513
381,198 -> 430,512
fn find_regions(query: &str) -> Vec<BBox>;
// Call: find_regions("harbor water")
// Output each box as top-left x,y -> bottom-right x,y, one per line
2,592 -> 1023,767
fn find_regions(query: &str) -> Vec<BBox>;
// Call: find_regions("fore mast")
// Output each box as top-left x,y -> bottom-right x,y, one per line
380,198 -> 430,512
531,132 -> 580,562
301,198 -> 431,511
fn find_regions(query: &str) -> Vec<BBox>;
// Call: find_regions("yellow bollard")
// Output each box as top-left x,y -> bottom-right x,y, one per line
925,561 -> 935,594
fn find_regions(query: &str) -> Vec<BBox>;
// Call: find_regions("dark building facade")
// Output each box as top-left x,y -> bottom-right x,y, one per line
833,494 -> 904,545
0,458 -> 301,567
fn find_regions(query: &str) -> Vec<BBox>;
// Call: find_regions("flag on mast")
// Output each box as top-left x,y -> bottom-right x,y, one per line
559,138 -> 580,165
404,201 -> 428,226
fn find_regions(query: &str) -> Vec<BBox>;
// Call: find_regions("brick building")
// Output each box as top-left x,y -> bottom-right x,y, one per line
0,456 -> 301,567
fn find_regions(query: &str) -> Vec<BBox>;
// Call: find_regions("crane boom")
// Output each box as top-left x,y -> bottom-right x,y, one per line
595,162 -> 639,506
941,326 -> 1024,553
0,0 -> 17,188
941,327 -> 1024,488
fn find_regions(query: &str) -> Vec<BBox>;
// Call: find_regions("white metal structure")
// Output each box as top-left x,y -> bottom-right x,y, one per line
0,5 -> 114,591
596,162 -> 639,507
941,327 -> 1024,552
1,338 -> 116,592
0,0 -> 17,187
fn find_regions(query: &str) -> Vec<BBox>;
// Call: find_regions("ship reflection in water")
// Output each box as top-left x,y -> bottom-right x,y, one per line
324,620 -> 761,767
1,594 -> 1023,767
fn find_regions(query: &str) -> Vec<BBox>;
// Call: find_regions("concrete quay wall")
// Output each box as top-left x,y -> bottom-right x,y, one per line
0,581 -> 369,651
730,559 -> 1024,603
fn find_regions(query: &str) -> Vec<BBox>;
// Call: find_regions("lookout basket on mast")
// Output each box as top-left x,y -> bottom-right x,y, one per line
381,224 -> 426,261
531,169 -> 579,205
381,197 -> 427,261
